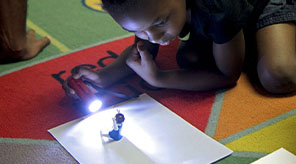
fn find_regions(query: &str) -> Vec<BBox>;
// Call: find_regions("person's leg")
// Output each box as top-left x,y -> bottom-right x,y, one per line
0,0 -> 50,63
256,23 -> 296,94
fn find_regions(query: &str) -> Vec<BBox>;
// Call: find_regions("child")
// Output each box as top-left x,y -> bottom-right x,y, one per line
0,0 -> 50,63
64,0 -> 296,95
100,110 -> 125,142
108,111 -> 125,141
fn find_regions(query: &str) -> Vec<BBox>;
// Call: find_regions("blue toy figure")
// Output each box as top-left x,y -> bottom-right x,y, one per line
108,110 -> 125,141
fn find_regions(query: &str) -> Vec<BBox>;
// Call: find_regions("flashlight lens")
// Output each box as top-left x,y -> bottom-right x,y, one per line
88,99 -> 102,113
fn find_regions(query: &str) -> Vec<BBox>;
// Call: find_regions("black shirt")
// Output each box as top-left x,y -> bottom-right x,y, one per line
187,0 -> 269,44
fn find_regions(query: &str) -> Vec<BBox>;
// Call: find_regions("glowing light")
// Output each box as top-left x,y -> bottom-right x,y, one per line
88,99 -> 102,113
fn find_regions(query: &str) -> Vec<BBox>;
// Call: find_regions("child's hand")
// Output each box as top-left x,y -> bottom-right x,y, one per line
62,67 -> 106,99
126,41 -> 160,86
62,76 -> 80,100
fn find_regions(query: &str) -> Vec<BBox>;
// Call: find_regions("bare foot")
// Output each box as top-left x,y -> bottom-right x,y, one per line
20,29 -> 51,60
0,29 -> 51,63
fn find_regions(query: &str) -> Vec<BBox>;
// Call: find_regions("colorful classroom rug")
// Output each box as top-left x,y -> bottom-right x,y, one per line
0,0 -> 295,163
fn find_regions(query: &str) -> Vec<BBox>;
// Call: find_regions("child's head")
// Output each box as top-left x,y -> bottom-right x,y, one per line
115,112 -> 125,124
102,0 -> 187,45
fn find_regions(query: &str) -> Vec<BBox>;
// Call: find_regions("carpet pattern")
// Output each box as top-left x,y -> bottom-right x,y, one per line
0,1 -> 295,163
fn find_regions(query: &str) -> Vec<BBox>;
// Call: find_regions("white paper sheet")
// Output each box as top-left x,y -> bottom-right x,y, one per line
48,93 -> 232,164
252,148 -> 296,164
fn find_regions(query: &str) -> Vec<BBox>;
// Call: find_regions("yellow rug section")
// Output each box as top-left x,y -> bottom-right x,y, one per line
225,114 -> 296,154
214,74 -> 296,140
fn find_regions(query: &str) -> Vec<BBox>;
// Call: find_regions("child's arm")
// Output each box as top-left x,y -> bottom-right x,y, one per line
90,36 -> 159,87
127,31 -> 245,91
92,36 -> 158,87
63,36 -> 158,97
112,117 -> 119,130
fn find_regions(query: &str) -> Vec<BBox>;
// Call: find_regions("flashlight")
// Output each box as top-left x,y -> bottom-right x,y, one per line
67,77 -> 102,113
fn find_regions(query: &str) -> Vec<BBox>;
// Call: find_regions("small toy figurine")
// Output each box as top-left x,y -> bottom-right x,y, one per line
101,110 -> 125,142
108,110 -> 125,141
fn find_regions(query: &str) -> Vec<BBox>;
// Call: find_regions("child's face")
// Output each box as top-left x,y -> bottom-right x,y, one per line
111,0 -> 187,45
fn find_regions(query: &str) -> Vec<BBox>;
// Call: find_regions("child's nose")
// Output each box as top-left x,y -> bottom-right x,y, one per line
145,29 -> 162,43
135,30 -> 163,44
135,31 -> 149,41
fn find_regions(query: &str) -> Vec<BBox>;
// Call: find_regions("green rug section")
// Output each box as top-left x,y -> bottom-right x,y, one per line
0,0 -> 130,76
216,156 -> 258,164
27,0 -> 129,49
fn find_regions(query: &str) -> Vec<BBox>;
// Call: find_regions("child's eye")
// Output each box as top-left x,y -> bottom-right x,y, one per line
155,18 -> 168,27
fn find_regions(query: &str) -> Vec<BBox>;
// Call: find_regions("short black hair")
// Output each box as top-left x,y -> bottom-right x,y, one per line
115,113 -> 125,124
101,0 -> 141,15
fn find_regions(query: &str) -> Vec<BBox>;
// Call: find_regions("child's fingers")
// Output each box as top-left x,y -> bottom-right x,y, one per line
126,45 -> 141,67
131,44 -> 138,54
63,77 -> 75,94
72,67 -> 99,82
85,82 -> 99,93
136,41 -> 152,61
72,67 -> 90,79
62,77 -> 80,100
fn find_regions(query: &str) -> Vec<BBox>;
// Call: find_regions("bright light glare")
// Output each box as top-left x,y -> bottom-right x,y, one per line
88,99 -> 102,113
